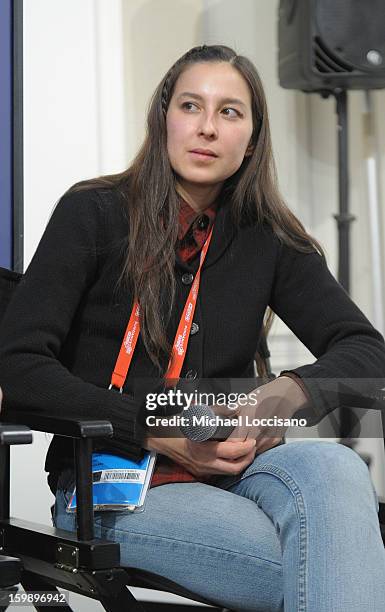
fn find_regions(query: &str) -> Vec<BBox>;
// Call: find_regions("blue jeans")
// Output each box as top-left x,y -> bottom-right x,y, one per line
51,441 -> 385,611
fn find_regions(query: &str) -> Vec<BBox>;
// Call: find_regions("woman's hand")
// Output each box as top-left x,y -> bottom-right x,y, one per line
144,435 -> 257,478
227,375 -> 309,453
143,376 -> 309,473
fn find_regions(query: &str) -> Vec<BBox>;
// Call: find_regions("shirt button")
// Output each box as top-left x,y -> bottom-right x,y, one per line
185,369 -> 197,380
182,273 -> 194,285
190,322 -> 200,336
197,215 -> 209,230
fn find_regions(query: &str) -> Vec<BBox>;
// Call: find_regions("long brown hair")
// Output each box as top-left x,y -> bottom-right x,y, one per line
65,44 -> 324,374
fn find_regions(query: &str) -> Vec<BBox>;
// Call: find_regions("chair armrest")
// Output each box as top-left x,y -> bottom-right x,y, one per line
1,410 -> 113,439
1,411 -> 114,541
0,424 -> 32,446
2,410 -> 114,540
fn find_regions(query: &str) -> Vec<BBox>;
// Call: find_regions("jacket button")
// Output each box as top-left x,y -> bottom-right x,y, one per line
182,273 -> 194,285
185,369 -> 197,380
190,322 -> 199,335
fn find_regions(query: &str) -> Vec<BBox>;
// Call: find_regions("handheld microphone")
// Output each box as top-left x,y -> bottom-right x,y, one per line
179,404 -> 236,441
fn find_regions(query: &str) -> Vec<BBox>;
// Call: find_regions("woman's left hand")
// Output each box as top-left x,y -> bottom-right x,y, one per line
226,376 -> 309,452
253,436 -> 284,454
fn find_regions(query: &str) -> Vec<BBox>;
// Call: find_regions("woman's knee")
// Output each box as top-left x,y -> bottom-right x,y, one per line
260,440 -> 372,493
294,440 -> 368,475
301,441 -> 377,507
239,441 -> 378,524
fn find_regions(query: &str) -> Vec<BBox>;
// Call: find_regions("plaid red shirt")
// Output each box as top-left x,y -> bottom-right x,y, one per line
149,197 -> 217,488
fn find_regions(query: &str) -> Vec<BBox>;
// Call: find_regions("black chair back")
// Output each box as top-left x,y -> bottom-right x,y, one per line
0,267 -> 21,324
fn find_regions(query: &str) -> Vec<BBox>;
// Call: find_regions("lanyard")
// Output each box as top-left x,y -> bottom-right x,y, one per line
109,226 -> 214,391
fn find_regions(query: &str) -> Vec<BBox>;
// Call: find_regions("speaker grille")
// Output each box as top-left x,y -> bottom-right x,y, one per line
313,36 -> 354,74
278,0 -> 385,90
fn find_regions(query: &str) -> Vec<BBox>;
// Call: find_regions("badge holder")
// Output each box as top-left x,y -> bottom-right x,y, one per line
66,451 -> 157,514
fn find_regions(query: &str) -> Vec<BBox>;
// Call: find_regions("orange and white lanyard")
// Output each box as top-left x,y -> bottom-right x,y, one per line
109,226 -> 214,391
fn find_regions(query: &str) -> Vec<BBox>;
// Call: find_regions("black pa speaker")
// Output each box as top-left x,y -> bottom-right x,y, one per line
278,0 -> 385,92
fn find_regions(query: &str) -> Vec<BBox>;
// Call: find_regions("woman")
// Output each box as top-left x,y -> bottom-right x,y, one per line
1,45 -> 385,611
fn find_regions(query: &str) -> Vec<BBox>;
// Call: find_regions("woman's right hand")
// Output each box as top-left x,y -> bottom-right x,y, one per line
144,436 -> 257,478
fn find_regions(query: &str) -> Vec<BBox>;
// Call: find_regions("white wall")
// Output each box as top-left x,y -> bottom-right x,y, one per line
14,0 -> 385,608
19,0 -> 206,609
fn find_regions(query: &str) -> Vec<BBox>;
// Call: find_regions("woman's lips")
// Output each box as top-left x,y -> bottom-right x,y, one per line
189,151 -> 218,160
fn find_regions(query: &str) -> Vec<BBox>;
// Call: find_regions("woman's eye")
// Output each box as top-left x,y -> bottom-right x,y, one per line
222,107 -> 241,118
182,102 -> 199,111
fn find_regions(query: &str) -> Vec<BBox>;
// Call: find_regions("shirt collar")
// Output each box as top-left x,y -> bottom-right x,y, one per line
178,197 -> 218,241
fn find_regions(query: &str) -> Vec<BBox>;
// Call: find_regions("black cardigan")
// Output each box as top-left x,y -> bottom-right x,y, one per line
0,187 -> 384,493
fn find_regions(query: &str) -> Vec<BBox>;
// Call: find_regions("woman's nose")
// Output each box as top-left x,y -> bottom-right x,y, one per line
197,113 -> 218,139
